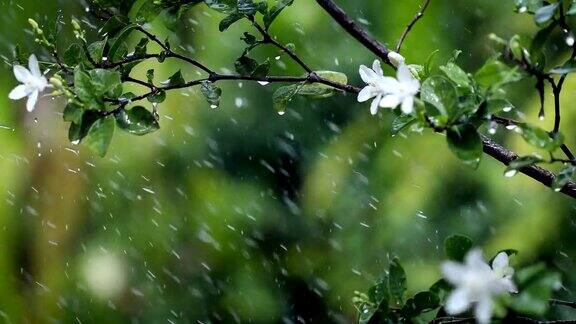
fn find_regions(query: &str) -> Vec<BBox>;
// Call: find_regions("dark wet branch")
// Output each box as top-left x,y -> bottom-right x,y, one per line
314,0 -> 392,67
312,0 -> 576,200
395,0 -> 432,52
108,72 -> 358,109
481,135 -> 576,199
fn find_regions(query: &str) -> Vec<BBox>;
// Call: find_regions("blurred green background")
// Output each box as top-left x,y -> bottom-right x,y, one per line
0,0 -> 576,322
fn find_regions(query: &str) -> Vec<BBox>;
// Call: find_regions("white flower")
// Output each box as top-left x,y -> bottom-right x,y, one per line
388,51 -> 406,68
357,62 -> 420,115
441,249 -> 517,324
357,60 -> 392,115
9,54 -> 48,112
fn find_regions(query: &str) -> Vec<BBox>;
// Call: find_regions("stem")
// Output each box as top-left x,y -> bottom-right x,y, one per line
134,25 -> 214,75
395,0 -> 432,53
251,20 -> 314,73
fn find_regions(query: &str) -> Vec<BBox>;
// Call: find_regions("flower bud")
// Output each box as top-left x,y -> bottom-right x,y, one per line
71,18 -> 81,31
50,77 -> 63,88
28,18 -> 39,30
388,51 -> 406,68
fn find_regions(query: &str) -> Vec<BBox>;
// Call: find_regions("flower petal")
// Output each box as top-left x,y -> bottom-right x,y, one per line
372,60 -> 383,76
379,94 -> 401,108
441,261 -> 467,285
28,54 -> 42,77
474,298 -> 493,324
499,278 -> 518,293
13,65 -> 32,83
26,90 -> 39,112
397,64 -> 413,83
401,96 -> 414,114
376,77 -> 401,92
8,85 -> 31,100
359,65 -> 377,84
445,288 -> 471,315
492,252 -> 509,271
358,86 -> 375,102
370,95 -> 382,115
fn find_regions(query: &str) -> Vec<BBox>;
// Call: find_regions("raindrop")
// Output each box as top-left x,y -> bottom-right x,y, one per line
567,35 -> 575,47
504,169 -> 517,178
257,81 -> 270,86
210,104 -> 218,109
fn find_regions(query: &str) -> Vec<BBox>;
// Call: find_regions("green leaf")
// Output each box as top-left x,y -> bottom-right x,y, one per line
83,115 -> 115,157
115,106 -> 160,136
68,110 -> 100,144
62,43 -> 82,66
505,155 -> 544,177
475,57 -> 524,89
200,81 -> 222,108
147,90 -> 166,104
89,69 -> 123,100
486,99 -> 515,114
74,68 -> 123,110
444,235 -> 473,262
511,264 -> 561,316
519,124 -> 563,151
446,124 -> 483,169
134,38 -> 149,57
205,0 -> 237,13
241,32 -> 257,45
515,0 -> 544,14
568,0 -> 576,15
297,71 -> 348,99
550,60 -> 576,74
534,3 -> 559,25
273,84 -> 299,114
388,258 -> 407,306
108,24 -> 137,61
165,70 -> 186,87
402,292 -> 440,318
219,11 -> 244,31
264,0 -> 294,29
439,62 -> 472,91
552,164 -> 576,191
87,38 -> 108,64
63,102 -> 84,124
235,55 -> 259,75
420,76 -> 458,120
391,114 -> 417,136
237,0 -> 259,15
368,279 -> 389,305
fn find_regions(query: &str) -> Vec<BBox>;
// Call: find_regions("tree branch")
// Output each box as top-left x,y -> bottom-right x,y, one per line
481,135 -> 576,199
395,0 -> 432,53
314,0 -> 393,67
314,0 -> 576,200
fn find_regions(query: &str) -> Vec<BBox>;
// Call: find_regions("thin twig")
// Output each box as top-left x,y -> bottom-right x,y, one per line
395,0 -> 432,52
551,299 -> 576,309
250,19 -> 314,73
134,25 -> 214,75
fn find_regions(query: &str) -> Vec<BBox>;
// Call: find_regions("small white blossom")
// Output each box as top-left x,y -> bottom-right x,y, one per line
357,60 -> 393,115
388,51 -> 406,68
358,61 -> 420,115
441,249 -> 517,324
9,54 -> 48,112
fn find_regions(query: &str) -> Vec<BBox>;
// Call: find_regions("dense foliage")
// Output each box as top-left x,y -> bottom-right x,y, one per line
4,0 -> 576,323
